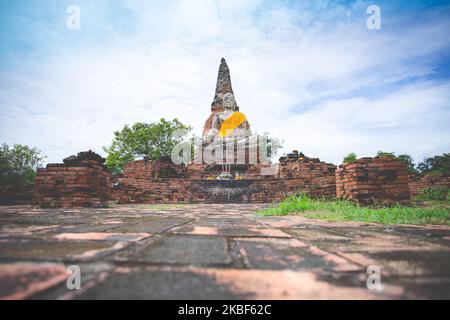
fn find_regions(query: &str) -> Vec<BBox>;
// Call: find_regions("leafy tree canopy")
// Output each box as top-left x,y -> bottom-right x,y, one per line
376,151 -> 418,174
397,154 -> 419,174
0,143 -> 46,186
417,153 -> 450,175
343,152 -> 357,163
376,150 -> 396,158
103,118 -> 192,174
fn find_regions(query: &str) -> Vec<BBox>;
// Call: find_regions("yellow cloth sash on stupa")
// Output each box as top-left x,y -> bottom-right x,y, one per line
219,112 -> 247,137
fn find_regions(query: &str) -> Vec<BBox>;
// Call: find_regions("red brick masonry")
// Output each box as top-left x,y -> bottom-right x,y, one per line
22,151 -> 445,208
111,153 -> 337,204
111,178 -> 333,204
277,152 -> 337,199
0,184 -> 35,205
336,157 -> 411,206
408,173 -> 450,196
34,151 -> 110,208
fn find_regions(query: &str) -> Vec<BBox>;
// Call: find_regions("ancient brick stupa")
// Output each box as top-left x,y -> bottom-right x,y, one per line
33,57 -> 343,207
31,58 -> 413,207
202,58 -> 251,137
195,58 -> 266,179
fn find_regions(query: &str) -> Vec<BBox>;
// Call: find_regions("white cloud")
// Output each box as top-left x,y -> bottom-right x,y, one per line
0,0 -> 449,166
276,81 -> 450,163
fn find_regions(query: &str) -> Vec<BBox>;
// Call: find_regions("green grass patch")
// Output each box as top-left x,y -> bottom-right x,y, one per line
415,186 -> 449,201
259,194 -> 450,226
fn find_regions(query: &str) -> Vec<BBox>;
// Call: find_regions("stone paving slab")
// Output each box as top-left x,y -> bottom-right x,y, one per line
0,239 -> 126,262
175,225 -> 292,238
108,216 -> 192,234
71,266 -> 388,300
121,235 -> 232,266
0,263 -> 67,300
235,237 -> 354,271
0,204 -> 449,299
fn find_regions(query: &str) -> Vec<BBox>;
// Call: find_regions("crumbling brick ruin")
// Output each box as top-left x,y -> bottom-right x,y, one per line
7,58 -> 444,208
107,58 -> 338,205
122,156 -> 187,180
29,150 -> 449,208
0,184 -> 35,205
408,173 -> 450,197
34,151 -> 111,208
336,156 -> 411,206
109,151 -> 336,204
278,151 -> 337,199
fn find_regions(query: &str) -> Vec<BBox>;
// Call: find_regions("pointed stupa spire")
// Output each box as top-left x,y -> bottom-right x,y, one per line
212,58 -> 236,109
215,58 -> 233,96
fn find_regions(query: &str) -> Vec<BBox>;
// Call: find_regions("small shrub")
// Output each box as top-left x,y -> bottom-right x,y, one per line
343,152 -> 357,163
420,187 -> 449,201
376,151 -> 396,158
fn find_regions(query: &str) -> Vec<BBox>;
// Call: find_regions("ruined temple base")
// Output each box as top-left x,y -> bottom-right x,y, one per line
34,151 -> 111,208
110,152 -> 337,204
336,157 -> 411,206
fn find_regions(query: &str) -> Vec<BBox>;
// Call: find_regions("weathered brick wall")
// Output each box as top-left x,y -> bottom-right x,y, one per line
278,151 -> 337,198
188,180 -> 288,203
111,178 -> 301,204
154,157 -> 187,178
123,157 -> 187,180
123,160 -> 155,180
186,163 -> 209,180
34,151 -> 111,208
111,150 -> 337,204
408,173 -> 450,196
0,184 -> 36,205
336,157 -> 411,206
111,179 -> 192,204
186,163 -> 275,180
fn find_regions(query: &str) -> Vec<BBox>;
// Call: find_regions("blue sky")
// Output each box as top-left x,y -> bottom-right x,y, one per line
0,0 -> 449,165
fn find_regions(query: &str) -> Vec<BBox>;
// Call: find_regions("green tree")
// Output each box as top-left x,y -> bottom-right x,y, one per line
397,154 -> 418,174
376,150 -> 396,158
375,151 -> 420,174
103,118 -> 192,174
417,153 -> 450,175
0,143 -> 46,186
343,152 -> 357,163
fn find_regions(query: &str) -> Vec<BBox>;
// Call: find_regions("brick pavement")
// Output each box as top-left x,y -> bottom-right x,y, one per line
0,204 -> 449,299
